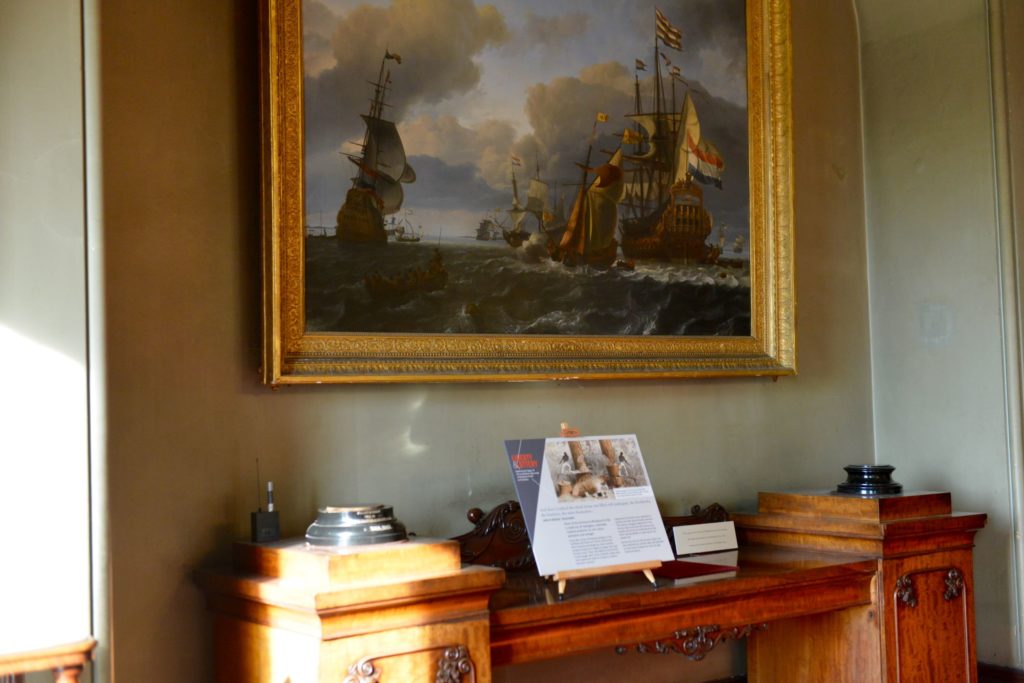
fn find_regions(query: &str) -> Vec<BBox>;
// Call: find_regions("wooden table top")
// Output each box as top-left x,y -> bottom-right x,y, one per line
197,542 -> 882,668
488,545 -> 878,665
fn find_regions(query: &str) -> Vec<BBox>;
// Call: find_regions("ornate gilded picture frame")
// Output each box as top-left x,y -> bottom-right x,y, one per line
261,0 -> 794,384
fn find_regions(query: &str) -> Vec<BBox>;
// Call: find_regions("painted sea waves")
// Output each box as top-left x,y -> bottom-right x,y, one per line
305,239 -> 749,336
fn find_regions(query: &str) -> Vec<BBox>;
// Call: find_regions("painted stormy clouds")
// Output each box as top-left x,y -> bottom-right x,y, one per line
301,0 -> 748,239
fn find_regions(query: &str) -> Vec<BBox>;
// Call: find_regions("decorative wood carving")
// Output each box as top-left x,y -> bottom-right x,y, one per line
897,567 -> 965,607
896,574 -> 918,608
436,645 -> 475,683
945,568 -> 965,601
343,644 -> 475,683
661,502 -> 730,527
451,501 -> 535,571
616,623 -> 767,661
343,656 -> 381,683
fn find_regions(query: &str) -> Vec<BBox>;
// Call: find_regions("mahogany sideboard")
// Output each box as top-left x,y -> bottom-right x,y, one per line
197,490 -> 985,682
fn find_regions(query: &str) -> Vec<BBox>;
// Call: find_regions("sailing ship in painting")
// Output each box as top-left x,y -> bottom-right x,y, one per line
503,165 -> 528,247
618,86 -> 725,263
493,8 -> 727,268
502,159 -> 567,249
611,10 -> 727,263
476,213 -> 503,241
391,212 -> 422,242
336,50 -> 416,244
549,127 -> 626,268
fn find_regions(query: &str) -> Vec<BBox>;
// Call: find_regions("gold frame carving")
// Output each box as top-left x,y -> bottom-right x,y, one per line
260,0 -> 795,385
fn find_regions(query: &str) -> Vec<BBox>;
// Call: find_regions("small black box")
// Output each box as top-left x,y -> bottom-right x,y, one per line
250,510 -> 280,543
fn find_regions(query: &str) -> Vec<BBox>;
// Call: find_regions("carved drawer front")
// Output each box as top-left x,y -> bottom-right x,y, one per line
328,618 -> 492,683
893,567 -> 970,683
342,644 -> 477,683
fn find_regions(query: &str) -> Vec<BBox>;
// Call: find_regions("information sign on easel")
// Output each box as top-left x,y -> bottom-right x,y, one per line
504,425 -> 674,596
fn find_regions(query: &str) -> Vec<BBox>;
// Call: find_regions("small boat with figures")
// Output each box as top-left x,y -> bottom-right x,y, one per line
363,248 -> 447,303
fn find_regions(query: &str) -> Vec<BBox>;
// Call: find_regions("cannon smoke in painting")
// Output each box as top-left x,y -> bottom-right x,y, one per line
302,0 -> 750,337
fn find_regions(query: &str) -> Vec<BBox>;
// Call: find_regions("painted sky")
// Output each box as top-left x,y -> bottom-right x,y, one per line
302,0 -> 748,238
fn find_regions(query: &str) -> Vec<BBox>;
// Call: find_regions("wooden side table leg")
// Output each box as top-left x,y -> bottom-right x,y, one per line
53,666 -> 83,683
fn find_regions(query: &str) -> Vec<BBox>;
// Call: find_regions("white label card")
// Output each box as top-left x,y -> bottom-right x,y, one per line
673,521 -> 738,557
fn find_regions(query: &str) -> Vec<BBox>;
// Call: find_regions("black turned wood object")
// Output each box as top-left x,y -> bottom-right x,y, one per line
835,464 -> 903,496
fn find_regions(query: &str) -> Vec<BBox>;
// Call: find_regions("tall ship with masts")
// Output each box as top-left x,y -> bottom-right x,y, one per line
549,116 -> 626,269
502,158 -> 564,248
476,212 -> 502,240
337,51 -> 416,244
503,164 -> 529,248
619,9 -> 726,262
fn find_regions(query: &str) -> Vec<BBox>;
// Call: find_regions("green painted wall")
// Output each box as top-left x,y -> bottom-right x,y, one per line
858,0 -> 1020,666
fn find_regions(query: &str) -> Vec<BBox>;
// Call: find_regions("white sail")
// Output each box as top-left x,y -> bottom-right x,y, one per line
344,154 -> 406,214
676,92 -> 725,187
626,112 -> 681,167
361,115 -> 411,181
357,115 -> 415,215
376,176 -> 405,214
510,169 -> 523,210
507,169 -> 528,232
625,113 -> 660,161
508,207 -> 527,232
682,94 -> 701,153
526,178 -> 549,214
586,149 -> 625,250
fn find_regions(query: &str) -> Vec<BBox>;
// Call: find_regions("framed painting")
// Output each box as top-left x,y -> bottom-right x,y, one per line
260,0 -> 794,384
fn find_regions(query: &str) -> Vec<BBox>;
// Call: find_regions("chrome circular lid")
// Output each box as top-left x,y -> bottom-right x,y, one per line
305,504 -> 408,547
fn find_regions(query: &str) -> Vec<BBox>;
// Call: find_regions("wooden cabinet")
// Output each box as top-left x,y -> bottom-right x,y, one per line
887,553 -> 976,683
734,490 -> 985,683
196,538 -> 505,683
199,492 -> 984,682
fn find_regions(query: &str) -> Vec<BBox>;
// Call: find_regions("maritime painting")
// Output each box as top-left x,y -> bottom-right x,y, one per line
302,0 -> 750,337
